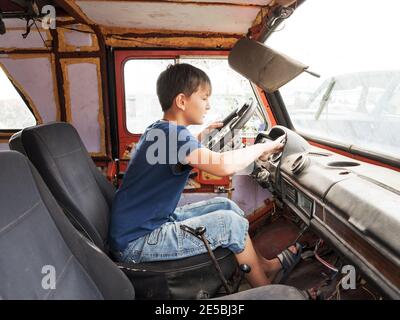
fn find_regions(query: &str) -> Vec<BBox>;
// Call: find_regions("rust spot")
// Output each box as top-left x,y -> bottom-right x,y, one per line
112,31 -> 242,39
91,0 -> 268,8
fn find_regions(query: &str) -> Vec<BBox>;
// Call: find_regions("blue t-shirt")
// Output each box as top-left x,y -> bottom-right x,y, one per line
109,120 -> 203,252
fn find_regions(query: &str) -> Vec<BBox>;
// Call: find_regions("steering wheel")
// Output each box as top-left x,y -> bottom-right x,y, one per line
254,127 -> 287,163
202,98 -> 257,152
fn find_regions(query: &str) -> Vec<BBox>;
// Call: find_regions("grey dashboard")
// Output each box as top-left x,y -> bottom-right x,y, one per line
252,125 -> 400,298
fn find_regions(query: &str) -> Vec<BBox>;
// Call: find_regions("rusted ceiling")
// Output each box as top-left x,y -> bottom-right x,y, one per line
0,1 -> 299,50
67,0 -> 274,34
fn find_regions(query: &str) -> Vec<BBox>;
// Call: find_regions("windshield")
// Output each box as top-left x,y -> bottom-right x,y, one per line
267,0 -> 400,159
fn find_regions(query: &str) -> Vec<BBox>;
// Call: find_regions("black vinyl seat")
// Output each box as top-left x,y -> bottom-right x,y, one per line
9,123 -> 113,252
0,151 -> 135,299
0,150 -> 307,300
9,122 -> 236,299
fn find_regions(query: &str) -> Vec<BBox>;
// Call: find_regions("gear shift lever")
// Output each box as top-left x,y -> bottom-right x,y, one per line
180,224 -> 232,294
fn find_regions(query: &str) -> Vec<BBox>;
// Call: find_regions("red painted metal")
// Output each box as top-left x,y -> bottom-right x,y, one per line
256,86 -> 277,127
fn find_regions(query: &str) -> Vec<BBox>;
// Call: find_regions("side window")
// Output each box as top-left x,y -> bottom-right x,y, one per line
267,0 -> 400,158
123,57 -> 267,136
0,66 -> 37,129
124,59 -> 174,134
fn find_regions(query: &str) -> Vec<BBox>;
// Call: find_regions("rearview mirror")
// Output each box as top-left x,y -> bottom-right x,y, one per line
228,38 -> 310,92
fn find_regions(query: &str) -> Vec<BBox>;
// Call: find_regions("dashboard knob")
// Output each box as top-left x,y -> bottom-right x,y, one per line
195,226 -> 206,236
257,169 -> 270,181
239,264 -> 252,273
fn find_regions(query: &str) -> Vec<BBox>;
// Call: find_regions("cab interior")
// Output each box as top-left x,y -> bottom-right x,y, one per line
0,0 -> 399,300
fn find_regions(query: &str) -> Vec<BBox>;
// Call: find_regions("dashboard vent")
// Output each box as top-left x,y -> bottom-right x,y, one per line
285,182 -> 297,204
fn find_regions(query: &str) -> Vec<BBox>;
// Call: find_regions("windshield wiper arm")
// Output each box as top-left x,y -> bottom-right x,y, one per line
315,77 -> 336,120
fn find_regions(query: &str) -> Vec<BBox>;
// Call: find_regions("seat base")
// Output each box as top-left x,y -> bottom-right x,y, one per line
216,284 -> 308,300
117,247 -> 237,299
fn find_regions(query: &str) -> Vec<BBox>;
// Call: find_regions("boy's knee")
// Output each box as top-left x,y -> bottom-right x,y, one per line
212,196 -> 229,204
222,198 -> 245,216
221,210 -> 248,227
213,196 -> 235,206
220,211 -> 248,253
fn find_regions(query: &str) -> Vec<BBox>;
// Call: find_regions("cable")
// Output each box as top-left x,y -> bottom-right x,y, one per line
314,239 -> 339,273
32,18 -> 49,49
326,277 -> 343,300
21,18 -> 34,39
270,22 -> 286,34
314,253 -> 339,272
361,286 -> 377,300
292,224 -> 308,245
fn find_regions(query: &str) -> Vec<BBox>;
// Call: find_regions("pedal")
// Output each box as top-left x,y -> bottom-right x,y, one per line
301,250 -> 315,260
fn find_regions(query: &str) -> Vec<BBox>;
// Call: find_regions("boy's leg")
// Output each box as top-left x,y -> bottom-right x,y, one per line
255,244 -> 299,279
122,209 -> 248,263
174,201 -> 298,287
233,236 -> 299,287
176,209 -> 288,287
235,236 -> 289,287
172,197 -> 244,221
122,208 -> 289,288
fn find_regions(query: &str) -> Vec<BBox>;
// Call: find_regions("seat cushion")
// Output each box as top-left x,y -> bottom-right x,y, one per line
119,247 -> 236,299
0,151 -> 134,300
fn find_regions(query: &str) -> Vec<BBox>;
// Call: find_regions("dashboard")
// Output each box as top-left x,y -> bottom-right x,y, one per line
251,126 -> 400,299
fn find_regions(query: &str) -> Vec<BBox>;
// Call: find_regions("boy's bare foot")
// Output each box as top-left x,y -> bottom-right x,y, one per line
263,245 -> 298,280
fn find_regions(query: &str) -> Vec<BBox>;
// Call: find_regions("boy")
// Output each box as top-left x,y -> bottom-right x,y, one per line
109,63 -> 299,287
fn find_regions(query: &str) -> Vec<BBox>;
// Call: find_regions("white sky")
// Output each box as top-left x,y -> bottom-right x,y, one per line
267,0 -> 400,76
0,66 -> 21,100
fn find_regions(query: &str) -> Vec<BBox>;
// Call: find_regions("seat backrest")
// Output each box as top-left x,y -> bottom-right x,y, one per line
9,122 -> 115,252
0,151 -> 134,299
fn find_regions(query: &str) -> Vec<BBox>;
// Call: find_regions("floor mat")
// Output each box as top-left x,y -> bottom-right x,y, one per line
251,216 -> 379,299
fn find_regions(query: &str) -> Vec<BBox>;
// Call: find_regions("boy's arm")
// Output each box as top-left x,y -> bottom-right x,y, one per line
185,138 -> 284,177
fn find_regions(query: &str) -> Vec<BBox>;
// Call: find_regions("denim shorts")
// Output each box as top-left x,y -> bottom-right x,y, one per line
120,197 -> 249,263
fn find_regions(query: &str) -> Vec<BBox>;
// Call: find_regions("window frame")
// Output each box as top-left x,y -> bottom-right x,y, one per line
115,50 -> 269,143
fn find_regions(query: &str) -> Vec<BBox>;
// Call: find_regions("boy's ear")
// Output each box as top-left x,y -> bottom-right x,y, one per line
175,93 -> 187,111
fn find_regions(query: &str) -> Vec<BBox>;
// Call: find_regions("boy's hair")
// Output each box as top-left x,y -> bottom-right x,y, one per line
156,63 -> 211,112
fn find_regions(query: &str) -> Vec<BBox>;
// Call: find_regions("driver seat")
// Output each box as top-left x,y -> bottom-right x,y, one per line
9,121 -> 236,299
0,150 -> 306,300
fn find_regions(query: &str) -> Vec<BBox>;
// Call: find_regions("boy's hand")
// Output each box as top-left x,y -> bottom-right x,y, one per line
258,136 -> 286,161
197,121 -> 224,142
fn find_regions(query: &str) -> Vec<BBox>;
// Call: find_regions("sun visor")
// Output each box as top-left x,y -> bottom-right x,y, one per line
228,38 -> 309,92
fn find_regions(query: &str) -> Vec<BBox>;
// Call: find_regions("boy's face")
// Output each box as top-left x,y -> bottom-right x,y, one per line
183,84 -> 211,125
